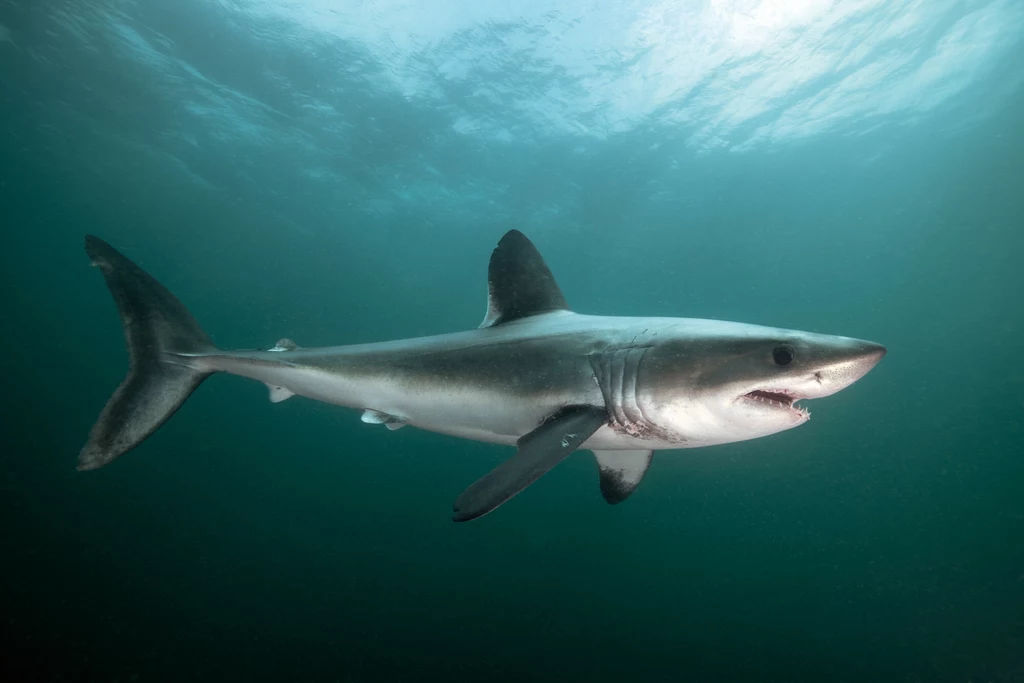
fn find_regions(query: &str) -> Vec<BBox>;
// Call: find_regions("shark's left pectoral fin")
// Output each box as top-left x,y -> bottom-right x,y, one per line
452,405 -> 607,522
592,449 -> 653,504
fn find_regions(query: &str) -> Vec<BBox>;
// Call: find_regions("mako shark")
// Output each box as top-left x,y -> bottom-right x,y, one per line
79,230 -> 885,521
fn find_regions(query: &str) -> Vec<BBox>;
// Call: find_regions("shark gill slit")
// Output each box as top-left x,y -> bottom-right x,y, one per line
622,347 -> 648,428
589,347 -> 651,437
611,349 -> 626,426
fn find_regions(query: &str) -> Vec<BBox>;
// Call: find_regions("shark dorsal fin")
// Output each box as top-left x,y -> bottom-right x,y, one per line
479,230 -> 569,328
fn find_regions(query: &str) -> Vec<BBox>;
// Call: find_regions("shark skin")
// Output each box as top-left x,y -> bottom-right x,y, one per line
79,230 -> 886,521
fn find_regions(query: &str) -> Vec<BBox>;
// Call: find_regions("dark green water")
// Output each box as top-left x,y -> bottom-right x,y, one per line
2,1 -> 1023,681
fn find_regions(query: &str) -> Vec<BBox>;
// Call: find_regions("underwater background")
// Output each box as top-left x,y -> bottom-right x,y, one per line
2,0 -> 1023,681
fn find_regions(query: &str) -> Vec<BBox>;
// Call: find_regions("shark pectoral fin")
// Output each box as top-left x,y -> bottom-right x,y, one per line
266,384 -> 295,403
452,405 -> 607,522
592,449 -> 653,505
361,409 -> 407,430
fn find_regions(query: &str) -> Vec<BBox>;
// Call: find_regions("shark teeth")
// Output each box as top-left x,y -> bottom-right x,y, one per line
745,389 -> 795,405
743,389 -> 810,418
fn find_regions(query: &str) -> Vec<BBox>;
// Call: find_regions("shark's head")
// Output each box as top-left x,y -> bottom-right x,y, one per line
640,322 -> 886,446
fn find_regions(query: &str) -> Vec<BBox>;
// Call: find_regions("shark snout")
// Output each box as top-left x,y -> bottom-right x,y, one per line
847,339 -> 886,370
807,337 -> 886,398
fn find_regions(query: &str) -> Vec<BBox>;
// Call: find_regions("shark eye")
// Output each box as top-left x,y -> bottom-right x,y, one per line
772,344 -> 795,366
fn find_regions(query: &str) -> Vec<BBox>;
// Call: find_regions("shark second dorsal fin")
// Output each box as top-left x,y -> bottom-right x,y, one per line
269,338 -> 299,352
479,230 -> 569,328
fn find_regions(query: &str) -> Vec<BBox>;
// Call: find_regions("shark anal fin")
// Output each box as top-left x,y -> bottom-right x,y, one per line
452,405 -> 607,522
361,409 -> 407,430
479,230 -> 569,328
266,384 -> 295,403
592,449 -> 652,504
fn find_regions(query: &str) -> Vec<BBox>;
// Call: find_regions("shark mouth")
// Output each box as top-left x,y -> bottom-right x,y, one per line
742,389 -> 810,418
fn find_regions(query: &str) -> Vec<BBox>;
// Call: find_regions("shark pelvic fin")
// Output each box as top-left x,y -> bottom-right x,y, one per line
479,230 -> 569,328
361,409 -> 407,430
592,449 -> 653,504
452,405 -> 607,522
265,384 -> 295,403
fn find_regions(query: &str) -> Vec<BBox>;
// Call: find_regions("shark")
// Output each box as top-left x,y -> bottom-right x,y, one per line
79,230 -> 886,521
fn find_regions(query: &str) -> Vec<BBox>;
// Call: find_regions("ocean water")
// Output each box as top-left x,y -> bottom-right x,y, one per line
2,0 -> 1023,681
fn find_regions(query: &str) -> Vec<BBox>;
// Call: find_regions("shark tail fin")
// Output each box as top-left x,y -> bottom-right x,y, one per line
79,236 -> 217,471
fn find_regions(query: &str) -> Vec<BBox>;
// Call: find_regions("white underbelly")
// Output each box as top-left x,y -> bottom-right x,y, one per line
209,359 -> 686,452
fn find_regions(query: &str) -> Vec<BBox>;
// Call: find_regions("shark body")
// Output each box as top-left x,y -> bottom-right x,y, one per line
80,230 -> 886,520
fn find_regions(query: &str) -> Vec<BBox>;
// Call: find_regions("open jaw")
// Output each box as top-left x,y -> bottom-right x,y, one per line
742,389 -> 810,418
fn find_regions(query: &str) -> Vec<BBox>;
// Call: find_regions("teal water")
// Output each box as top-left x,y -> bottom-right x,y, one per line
2,1 -> 1023,681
